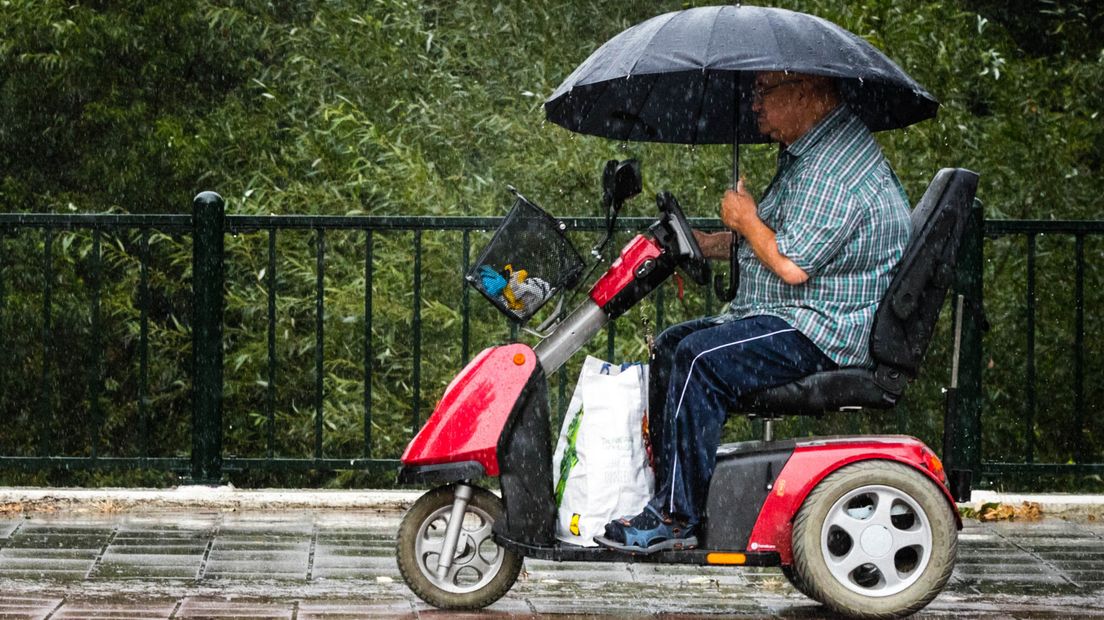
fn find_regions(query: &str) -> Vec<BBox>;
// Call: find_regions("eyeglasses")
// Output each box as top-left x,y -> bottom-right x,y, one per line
752,78 -> 804,102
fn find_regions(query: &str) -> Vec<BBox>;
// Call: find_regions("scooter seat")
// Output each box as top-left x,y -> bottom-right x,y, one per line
737,168 -> 980,419
738,368 -> 899,416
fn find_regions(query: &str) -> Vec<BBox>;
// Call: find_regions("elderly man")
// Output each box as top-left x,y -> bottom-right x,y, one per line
596,71 -> 913,554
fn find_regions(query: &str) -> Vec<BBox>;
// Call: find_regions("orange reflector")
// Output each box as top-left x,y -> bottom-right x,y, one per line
924,451 -> 946,482
513,353 -> 526,365
706,552 -> 746,565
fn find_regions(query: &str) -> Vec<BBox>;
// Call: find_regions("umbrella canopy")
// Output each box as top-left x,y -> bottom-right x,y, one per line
544,5 -> 938,145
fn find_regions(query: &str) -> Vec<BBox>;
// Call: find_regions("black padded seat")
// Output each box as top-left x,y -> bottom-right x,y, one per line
737,167 -> 980,417
741,368 -> 898,415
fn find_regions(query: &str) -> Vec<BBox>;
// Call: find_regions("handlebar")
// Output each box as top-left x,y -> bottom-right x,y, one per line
654,191 -> 711,286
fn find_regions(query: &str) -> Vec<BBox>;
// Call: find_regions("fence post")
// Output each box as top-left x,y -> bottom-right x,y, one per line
944,198 -> 985,502
191,192 -> 225,484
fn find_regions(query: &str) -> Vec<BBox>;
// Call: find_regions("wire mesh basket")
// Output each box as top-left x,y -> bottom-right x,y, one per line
466,192 -> 584,323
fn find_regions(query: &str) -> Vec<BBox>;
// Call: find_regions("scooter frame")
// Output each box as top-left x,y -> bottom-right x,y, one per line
399,195 -> 959,567
397,186 -> 962,618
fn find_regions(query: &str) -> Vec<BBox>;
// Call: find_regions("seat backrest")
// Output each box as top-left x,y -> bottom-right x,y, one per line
869,168 -> 979,379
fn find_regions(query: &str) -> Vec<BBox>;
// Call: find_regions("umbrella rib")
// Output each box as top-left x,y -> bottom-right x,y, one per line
574,78 -> 615,137
689,70 -> 711,146
627,74 -> 665,141
626,10 -> 681,78
622,9 -> 706,142
690,6 -> 724,146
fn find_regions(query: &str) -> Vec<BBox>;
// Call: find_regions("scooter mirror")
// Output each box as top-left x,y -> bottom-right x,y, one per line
602,159 -> 642,213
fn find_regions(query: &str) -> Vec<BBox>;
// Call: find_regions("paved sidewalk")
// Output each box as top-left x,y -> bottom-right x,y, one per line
2,508 -> 1104,618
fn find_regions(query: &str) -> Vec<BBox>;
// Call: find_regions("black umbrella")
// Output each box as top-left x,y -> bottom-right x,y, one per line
544,5 -> 938,299
544,4 -> 938,182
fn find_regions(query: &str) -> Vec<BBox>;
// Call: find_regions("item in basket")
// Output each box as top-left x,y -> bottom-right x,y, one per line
478,264 -> 552,313
502,266 -> 552,312
477,265 -> 509,296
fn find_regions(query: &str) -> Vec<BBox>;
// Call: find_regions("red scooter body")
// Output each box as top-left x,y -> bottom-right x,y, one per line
400,344 -> 537,478
743,436 -> 954,564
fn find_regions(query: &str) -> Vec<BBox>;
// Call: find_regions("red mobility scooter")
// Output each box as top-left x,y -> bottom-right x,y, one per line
397,161 -> 978,619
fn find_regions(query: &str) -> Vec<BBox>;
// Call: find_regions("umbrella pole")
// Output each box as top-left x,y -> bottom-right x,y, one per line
732,132 -> 739,187
715,88 -> 741,302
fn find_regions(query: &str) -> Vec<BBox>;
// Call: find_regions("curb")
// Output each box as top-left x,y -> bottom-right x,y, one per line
962,491 -> 1104,519
0,487 -> 425,513
3,487 -> 1104,519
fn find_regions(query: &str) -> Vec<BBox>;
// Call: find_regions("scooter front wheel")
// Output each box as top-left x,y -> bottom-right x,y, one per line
791,460 -> 957,619
396,484 -> 522,610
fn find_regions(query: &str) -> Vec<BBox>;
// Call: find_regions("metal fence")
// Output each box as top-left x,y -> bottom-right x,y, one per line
0,194 -> 1100,493
0,193 -> 725,483
972,219 -> 1104,485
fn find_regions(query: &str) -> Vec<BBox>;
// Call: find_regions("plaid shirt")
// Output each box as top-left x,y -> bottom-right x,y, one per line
728,105 -> 911,368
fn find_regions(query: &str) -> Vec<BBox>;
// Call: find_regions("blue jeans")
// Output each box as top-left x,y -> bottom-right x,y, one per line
646,315 -> 836,523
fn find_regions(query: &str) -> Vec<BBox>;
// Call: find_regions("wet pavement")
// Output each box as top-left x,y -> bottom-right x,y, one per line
2,510 -> 1104,618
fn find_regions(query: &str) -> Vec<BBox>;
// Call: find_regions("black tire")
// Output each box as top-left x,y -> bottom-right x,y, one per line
396,484 -> 522,610
781,564 -> 820,602
791,460 -> 957,619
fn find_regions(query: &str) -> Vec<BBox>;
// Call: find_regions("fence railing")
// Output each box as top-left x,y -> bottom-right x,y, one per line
1,194 -> 1100,493
0,193 -> 730,483
0,214 -> 193,474
973,219 -> 1104,484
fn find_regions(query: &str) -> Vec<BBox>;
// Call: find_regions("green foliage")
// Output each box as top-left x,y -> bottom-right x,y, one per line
1,1 -> 1102,488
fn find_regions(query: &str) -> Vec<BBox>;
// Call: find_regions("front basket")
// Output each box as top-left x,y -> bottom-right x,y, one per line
466,194 -> 584,323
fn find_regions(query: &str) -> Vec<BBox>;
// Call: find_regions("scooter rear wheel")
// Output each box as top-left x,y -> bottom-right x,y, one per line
791,460 -> 956,619
781,564 -> 819,602
396,484 -> 522,610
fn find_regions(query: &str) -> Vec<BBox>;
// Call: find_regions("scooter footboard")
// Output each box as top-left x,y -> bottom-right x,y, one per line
702,440 -> 798,551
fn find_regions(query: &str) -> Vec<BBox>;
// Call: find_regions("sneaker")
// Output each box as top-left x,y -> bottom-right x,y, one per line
594,505 -> 698,555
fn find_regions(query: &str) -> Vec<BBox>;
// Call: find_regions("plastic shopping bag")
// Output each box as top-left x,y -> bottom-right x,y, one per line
551,356 -> 654,546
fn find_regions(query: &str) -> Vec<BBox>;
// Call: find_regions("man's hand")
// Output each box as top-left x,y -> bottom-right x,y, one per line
720,178 -> 758,235
716,178 -> 810,286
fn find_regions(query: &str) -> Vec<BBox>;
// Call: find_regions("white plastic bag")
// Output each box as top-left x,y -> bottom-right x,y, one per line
551,356 -> 654,546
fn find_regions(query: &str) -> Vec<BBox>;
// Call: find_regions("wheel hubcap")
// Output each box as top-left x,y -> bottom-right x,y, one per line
821,484 -> 932,597
860,525 -> 893,557
414,503 -> 504,594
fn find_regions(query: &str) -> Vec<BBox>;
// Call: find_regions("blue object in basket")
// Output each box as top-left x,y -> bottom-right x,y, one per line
478,265 -> 508,296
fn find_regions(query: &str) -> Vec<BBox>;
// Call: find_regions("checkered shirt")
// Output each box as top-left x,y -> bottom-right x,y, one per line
728,104 -> 912,368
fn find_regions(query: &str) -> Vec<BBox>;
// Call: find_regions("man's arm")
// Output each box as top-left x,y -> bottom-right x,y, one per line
691,229 -> 734,261
718,181 -> 809,285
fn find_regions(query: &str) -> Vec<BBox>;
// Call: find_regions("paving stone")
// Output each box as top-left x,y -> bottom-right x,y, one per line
176,598 -> 293,619
957,551 -> 1036,565
52,599 -> 177,619
1,548 -> 100,559
954,575 -> 1078,595
102,544 -> 206,556
0,569 -> 90,581
0,557 -> 95,570
297,600 -> 417,619
93,564 -> 201,580
310,553 -> 396,579
203,563 -> 308,580
0,596 -> 63,619
0,520 -> 23,539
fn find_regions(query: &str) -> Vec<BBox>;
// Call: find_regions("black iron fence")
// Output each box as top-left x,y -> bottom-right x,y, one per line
972,219 -> 1104,485
0,194 -> 1100,492
0,193 -> 723,484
